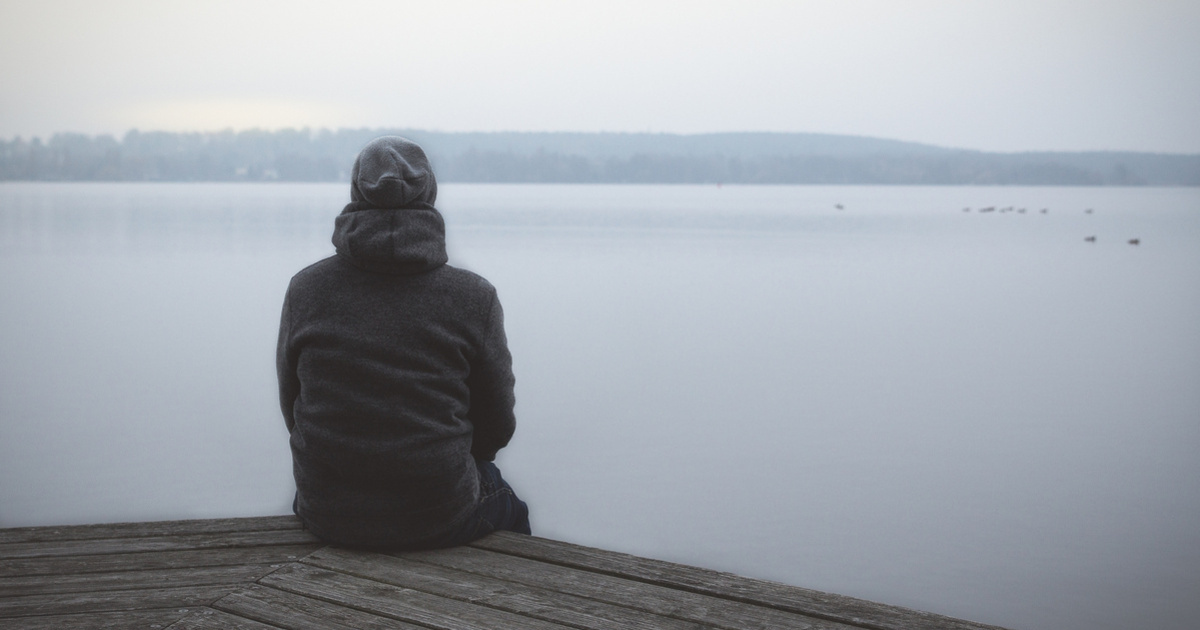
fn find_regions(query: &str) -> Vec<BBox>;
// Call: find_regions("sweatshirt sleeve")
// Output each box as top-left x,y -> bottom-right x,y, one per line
467,289 -> 517,461
276,287 -> 300,433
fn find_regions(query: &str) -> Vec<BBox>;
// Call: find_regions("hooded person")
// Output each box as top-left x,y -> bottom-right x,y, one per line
277,136 -> 530,549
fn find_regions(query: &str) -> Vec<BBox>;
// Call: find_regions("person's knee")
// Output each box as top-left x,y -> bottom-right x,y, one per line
511,498 -> 531,535
476,460 -> 530,535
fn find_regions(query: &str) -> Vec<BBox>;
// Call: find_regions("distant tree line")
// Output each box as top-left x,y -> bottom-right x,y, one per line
2,129 -> 1197,185
440,149 -> 1177,185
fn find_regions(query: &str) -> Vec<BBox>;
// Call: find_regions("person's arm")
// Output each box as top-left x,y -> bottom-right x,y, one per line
467,289 -> 517,461
276,288 -> 300,433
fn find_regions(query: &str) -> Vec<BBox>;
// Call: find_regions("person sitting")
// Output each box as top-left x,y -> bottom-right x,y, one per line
276,136 -> 530,549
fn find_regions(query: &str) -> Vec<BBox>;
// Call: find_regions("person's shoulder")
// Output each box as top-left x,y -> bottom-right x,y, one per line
438,264 -> 498,296
295,255 -> 340,275
287,255 -> 343,288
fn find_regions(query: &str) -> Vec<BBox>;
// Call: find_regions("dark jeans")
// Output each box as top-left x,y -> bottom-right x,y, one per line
424,459 -> 531,548
293,459 -> 530,550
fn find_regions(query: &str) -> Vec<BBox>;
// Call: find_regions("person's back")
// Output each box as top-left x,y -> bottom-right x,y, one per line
277,136 -> 529,549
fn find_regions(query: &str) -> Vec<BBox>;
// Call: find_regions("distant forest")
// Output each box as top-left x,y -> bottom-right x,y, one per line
2,128 -> 1198,185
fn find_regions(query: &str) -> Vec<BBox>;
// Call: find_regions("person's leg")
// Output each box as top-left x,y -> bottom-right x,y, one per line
420,459 -> 530,549
474,460 -> 531,536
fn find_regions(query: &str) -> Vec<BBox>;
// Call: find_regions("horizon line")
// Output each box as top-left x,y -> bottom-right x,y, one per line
4,127 -> 1199,157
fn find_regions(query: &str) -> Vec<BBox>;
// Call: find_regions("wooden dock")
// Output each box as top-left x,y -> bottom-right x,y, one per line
0,515 -> 1007,629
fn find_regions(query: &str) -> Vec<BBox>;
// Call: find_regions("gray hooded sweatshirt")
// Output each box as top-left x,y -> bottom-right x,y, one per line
277,137 -> 516,548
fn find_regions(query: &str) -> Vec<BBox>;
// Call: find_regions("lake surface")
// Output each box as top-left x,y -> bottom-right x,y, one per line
2,182 -> 1198,630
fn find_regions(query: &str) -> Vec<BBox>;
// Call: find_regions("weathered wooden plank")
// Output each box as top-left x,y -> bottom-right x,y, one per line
0,516 -> 1008,630
167,606 -> 291,630
212,583 -> 428,630
305,545 -> 711,630
0,529 -> 319,560
0,544 -> 322,578
261,562 -> 575,630
0,584 -> 231,618
0,515 -> 302,545
0,563 -> 278,597
0,608 -> 190,629
401,544 -> 854,630
471,532 -> 1009,630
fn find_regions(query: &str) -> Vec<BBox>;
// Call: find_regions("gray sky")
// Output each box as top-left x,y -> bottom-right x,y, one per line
1,0 -> 1197,153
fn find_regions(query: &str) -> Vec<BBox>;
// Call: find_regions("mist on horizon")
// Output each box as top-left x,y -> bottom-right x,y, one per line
2,0 -> 1198,154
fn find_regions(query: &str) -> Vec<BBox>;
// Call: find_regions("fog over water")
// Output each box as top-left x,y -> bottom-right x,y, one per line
1,182 -> 1198,630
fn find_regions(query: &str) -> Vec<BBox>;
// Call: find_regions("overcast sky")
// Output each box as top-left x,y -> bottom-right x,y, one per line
1,0 -> 1197,153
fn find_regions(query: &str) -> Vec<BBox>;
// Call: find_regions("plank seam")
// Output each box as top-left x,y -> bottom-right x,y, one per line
463,541 -> 939,630
298,554 -> 611,630
0,533 -> 321,561
251,564 -> 437,628
0,516 -> 304,544
201,597 -> 295,630
0,589 -> 234,620
260,562 -> 552,630
391,548 -> 844,630
0,545 -> 324,580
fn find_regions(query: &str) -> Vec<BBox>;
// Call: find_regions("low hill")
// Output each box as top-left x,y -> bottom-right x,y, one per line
2,129 -> 1196,185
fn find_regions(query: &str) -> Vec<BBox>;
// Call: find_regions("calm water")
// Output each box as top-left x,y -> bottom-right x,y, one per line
2,182 -> 1198,630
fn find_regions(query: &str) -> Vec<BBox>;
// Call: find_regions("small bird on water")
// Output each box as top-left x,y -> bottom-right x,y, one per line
1085,236 -> 1097,242
1128,238 -> 1140,245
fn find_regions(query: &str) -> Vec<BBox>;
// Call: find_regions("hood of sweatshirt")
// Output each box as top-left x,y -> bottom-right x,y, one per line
332,137 -> 448,275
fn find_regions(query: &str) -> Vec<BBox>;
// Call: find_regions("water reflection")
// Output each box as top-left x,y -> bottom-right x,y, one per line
0,182 -> 340,254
